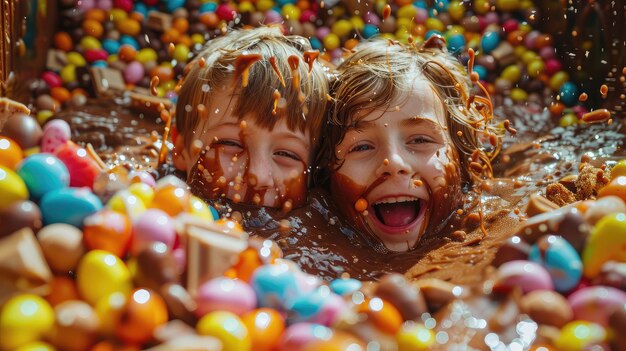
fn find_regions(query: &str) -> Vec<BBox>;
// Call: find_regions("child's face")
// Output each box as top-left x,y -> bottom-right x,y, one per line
181,87 -> 311,210
329,78 -> 463,252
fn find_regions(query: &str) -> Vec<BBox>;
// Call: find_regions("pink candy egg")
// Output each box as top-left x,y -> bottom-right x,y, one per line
77,0 -> 96,10
544,58 -> 562,76
493,260 -> 554,294
113,0 -> 133,12
123,61 -> 145,85
279,323 -> 332,351
97,0 -> 113,10
41,71 -> 63,88
41,120 -> 71,153
195,277 -> 257,317
84,49 -> 108,63
568,286 -> 626,327
502,19 -> 519,33
131,209 -> 176,256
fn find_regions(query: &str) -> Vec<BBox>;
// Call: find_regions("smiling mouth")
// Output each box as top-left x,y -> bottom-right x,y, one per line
371,196 -> 423,229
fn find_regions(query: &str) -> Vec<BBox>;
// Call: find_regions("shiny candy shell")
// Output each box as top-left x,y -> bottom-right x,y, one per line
83,209 -> 132,257
555,321 -> 606,351
37,223 -> 85,273
17,154 -> 69,201
242,308 -> 285,351
115,288 -> 168,345
567,286 -> 626,327
197,311 -> 251,351
195,277 -> 257,317
0,200 -> 42,238
0,294 -> 55,350
0,136 -> 23,169
329,277 -> 362,296
41,119 -> 71,153
40,187 -> 102,228
396,323 -> 436,351
54,141 -> 101,188
0,165 -> 29,210
131,209 -> 176,256
288,286 -> 345,326
76,250 -> 132,305
251,263 -> 301,311
493,260 -> 554,294
582,213 -> 626,278
529,235 -> 582,292
278,323 -> 333,351
50,300 -> 99,351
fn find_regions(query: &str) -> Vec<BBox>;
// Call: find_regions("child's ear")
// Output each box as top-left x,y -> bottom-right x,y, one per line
173,134 -> 189,171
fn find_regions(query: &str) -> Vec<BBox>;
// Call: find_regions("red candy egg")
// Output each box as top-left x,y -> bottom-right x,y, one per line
54,141 -> 101,188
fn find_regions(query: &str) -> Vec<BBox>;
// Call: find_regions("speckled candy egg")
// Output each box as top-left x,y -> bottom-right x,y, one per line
0,294 -> 54,350
493,260 -> 554,294
50,300 -> 99,351
76,249 -> 132,305
195,277 -> 257,317
40,187 -> 102,227
251,263 -> 300,311
37,223 -> 85,273
17,154 -> 70,201
131,209 -> 176,256
568,286 -> 626,327
41,120 -> 71,153
529,235 -> 582,292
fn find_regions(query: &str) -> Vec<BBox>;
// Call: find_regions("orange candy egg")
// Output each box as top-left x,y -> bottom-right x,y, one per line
50,86 -> 72,104
118,45 -> 137,62
82,19 -> 104,38
83,210 -> 132,258
357,297 -> 404,334
53,32 -> 73,52
0,136 -> 23,170
46,276 -> 80,307
116,18 -> 141,37
173,17 -> 189,34
150,185 -> 190,216
242,308 -> 285,351
115,288 -> 168,345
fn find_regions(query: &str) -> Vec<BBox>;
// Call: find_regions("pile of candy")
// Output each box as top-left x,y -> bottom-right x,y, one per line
31,0 -> 594,129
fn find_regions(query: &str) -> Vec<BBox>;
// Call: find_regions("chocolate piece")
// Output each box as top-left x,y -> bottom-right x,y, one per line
0,112 -> 41,149
146,12 -> 173,32
46,49 -> 68,72
593,261 -> 626,291
37,224 -> 85,274
524,194 -> 559,217
515,206 -> 568,243
374,273 -> 427,321
128,90 -> 173,118
36,94 -> 60,112
90,67 -> 126,97
0,200 -> 42,238
520,290 -> 573,327
492,236 -> 531,267
556,209 -> 590,252
159,283 -> 197,326
412,278 -> 467,312
491,42 -> 516,67
135,242 -> 181,291
558,174 -> 578,193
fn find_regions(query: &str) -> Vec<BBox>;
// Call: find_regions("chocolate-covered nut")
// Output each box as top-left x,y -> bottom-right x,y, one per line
1,113 -> 43,149
38,224 -> 85,274
160,283 -> 197,326
492,236 -> 531,267
556,209 -> 590,252
412,278 -> 467,312
136,242 -> 180,290
609,305 -> 626,351
0,200 -> 42,238
50,300 -> 99,351
593,261 -> 626,290
374,273 -> 427,321
520,290 -> 573,327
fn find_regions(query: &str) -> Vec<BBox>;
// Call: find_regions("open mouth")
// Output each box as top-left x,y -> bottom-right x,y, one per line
370,196 -> 424,233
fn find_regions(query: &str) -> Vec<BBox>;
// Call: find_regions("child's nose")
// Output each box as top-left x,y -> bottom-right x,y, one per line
246,156 -> 273,189
376,152 -> 410,178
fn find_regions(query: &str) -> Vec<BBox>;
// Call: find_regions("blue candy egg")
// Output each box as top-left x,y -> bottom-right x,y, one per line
473,64 -> 488,80
362,24 -> 380,39
276,0 -> 297,6
17,154 -> 69,201
102,39 -> 120,54
329,277 -> 362,296
447,34 -> 465,53
251,263 -> 300,311
559,81 -> 579,107
165,0 -> 186,13
481,31 -> 500,54
414,0 -> 428,9
529,235 -> 582,293
309,37 -> 322,50
40,187 -> 102,228
119,35 -> 139,50
199,1 -> 217,13
133,3 -> 148,18
425,30 -> 442,40
288,286 -> 345,326
92,60 -> 108,68
433,0 -> 449,11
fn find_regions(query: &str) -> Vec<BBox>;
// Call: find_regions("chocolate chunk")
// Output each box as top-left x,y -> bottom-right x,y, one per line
90,67 -> 126,97
128,90 -> 173,119
524,194 -> 559,217
374,273 -> 427,321
135,243 -> 181,291
491,42 -> 516,67
0,201 -> 42,238
492,236 -> 531,267
159,283 -> 197,325
556,209 -> 590,252
412,278 -> 467,312
46,49 -> 68,71
147,12 -> 172,32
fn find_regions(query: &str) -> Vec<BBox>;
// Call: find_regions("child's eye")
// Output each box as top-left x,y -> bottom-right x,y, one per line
274,150 -> 301,161
349,144 -> 373,153
211,139 -> 242,148
408,136 -> 432,144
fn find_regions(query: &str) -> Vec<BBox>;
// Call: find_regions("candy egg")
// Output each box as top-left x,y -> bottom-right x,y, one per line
128,170 -> 156,187
41,120 -> 71,153
46,276 -> 80,307
288,286 -> 345,326
131,209 -> 176,256
187,195 -> 215,221
0,136 -> 23,169
492,236 -> 531,266
481,31 -> 500,53
611,160 -> 626,179
50,300 -> 99,351
40,187 -> 102,228
278,323 -> 333,351
559,81 -> 579,107
329,277 -> 362,296
598,176 -> 626,204
374,273 -> 427,321
195,277 -> 257,317
0,200 -> 42,238
242,308 -> 285,351
83,209 -> 132,257
493,260 -> 554,294
122,61 -> 144,84
0,294 -> 55,350
529,235 -> 582,292
150,184 -> 191,216
1,113 -> 43,150
196,311 -> 251,351
107,190 -> 147,218
115,288 -> 168,345
520,290 -> 573,327
396,322 -> 435,351
76,250 -> 132,305
17,154 -> 69,201
54,141 -> 101,188
135,242 -> 181,291
555,321 -> 606,351
0,165 -> 29,210
37,223 -> 85,273
356,297 -> 403,335
567,286 -> 626,327
251,263 -> 300,311
94,292 -> 126,336
582,213 -> 626,278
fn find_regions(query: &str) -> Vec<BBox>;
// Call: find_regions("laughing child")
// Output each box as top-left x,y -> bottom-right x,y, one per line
317,36 -> 504,252
173,27 -> 328,211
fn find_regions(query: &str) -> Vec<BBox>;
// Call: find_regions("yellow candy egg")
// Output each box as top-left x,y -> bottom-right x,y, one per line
281,4 -> 301,21
136,48 -> 158,63
527,59 -> 545,78
94,292 -> 126,336
76,250 -> 132,305
66,52 -> 86,67
611,160 -> 626,179
60,64 -> 77,83
510,88 -> 528,102
425,18 -> 444,32
173,44 -> 190,63
0,165 -> 29,210
256,0 -> 274,11
559,113 -> 579,127
556,321 -> 606,351
0,294 -> 55,350
501,65 -> 522,82
15,341 -> 56,351
128,182 -> 154,206
397,5 -> 417,19
349,16 -> 364,31
582,212 -> 626,278
396,323 -> 435,351
191,33 -> 205,45
323,33 -> 340,51
497,0 -> 519,11
109,8 -> 127,22
36,110 -> 55,125
79,36 -> 101,50
188,196 -> 215,221
549,71 -> 570,91
332,19 -> 353,37
197,311 -> 251,351
116,18 -> 141,37
598,177 -> 626,207
448,1 -> 465,22
107,190 -> 147,219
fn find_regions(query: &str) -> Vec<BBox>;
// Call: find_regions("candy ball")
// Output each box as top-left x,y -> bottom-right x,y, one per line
493,260 -> 554,293
1,113 -> 43,150
76,250 -> 132,305
115,288 -> 168,345
131,209 -> 176,256
107,190 -> 147,218
568,286 -> 626,327
242,308 -> 285,351
46,276 -> 80,307
481,31 -> 500,54
529,235 -> 582,292
251,263 -> 300,311
149,184 -> 190,216
582,213 -> 626,278
396,323 -> 435,351
559,81 -> 579,107
195,277 -> 257,317
0,200 -> 42,238
197,311 -> 251,351
0,136 -> 23,169
357,297 -> 403,334
17,154 -> 69,201
40,187 -> 102,228
83,209 -> 132,257
0,165 -> 29,210
0,294 -> 54,350
94,292 -> 126,336
37,223 -> 85,273
122,61 -> 144,85
50,300 -> 99,351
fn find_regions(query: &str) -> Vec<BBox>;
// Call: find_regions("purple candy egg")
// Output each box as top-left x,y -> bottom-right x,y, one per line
195,277 -> 257,317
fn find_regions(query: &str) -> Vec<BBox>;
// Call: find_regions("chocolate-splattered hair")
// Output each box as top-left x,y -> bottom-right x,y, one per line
315,37 -> 504,186
175,26 -> 329,151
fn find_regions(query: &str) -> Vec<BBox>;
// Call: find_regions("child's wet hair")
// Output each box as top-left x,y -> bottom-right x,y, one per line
316,37 -> 504,185
175,26 -> 328,151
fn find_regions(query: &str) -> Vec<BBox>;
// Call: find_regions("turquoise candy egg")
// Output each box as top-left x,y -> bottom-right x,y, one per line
473,64 -> 488,80
329,277 -> 362,296
199,2 -> 217,13
40,188 -> 102,228
447,33 -> 465,53
481,31 -> 500,54
529,235 -> 582,293
425,30 -> 442,40
17,154 -> 69,201
251,263 -> 300,311
362,24 -> 379,39
559,81 -> 579,107
288,286 -> 346,326
119,35 -> 139,50
165,0 -> 185,13
102,39 -> 120,54
309,37 -> 322,50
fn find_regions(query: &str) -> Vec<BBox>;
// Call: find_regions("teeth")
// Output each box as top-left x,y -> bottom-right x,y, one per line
374,196 -> 419,205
